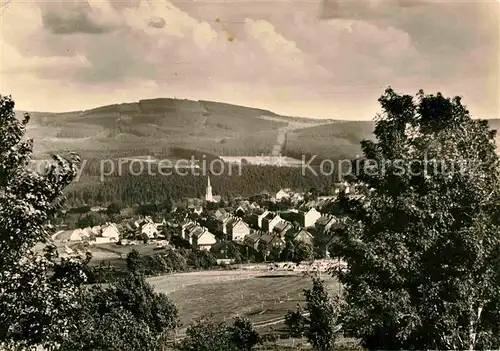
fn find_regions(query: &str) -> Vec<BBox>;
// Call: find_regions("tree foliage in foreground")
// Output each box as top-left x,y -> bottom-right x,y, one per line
60,270 -> 179,351
0,95 -> 179,350
177,316 -> 261,351
337,88 -> 500,349
0,95 -> 83,348
285,278 -> 342,351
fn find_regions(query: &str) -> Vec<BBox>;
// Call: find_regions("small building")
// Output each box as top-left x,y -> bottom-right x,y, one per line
217,215 -> 232,234
81,227 -> 93,237
156,240 -> 169,249
262,213 -> 283,233
90,206 -> 107,212
192,228 -> 217,251
141,222 -> 159,239
244,231 -> 265,251
334,182 -> 350,195
69,229 -> 84,241
216,258 -> 235,265
249,209 -> 270,229
258,234 -> 286,254
289,228 -> 314,246
226,217 -> 251,242
275,189 -> 291,202
101,223 -> 120,242
213,208 -> 228,220
297,208 -> 322,228
181,220 -> 197,240
272,221 -> 293,238
315,215 -> 338,234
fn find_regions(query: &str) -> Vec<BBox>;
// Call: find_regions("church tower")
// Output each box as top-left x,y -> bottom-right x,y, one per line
205,175 -> 213,202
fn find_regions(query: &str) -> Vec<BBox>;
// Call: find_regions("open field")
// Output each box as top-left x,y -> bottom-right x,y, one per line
161,272 -> 340,329
88,242 -> 163,257
148,269 -> 267,296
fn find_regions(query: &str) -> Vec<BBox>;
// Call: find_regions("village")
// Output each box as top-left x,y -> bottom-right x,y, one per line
52,176 -> 352,272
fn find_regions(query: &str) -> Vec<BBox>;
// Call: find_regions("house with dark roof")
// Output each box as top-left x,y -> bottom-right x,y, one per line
226,217 -> 251,242
287,228 -> 314,246
272,220 -> 294,238
315,215 -> 338,234
244,231 -> 265,251
258,234 -> 286,256
262,213 -> 283,233
184,224 -> 216,250
217,215 -> 232,234
181,220 -> 197,240
212,208 -> 228,220
249,208 -> 269,229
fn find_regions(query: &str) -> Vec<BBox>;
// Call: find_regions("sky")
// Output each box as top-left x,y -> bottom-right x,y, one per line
0,0 -> 498,119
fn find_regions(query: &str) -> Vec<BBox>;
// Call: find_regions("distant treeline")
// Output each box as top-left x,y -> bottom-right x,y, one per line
64,164 -> 340,207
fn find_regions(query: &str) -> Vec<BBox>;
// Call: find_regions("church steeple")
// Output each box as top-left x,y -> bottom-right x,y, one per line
205,175 -> 213,202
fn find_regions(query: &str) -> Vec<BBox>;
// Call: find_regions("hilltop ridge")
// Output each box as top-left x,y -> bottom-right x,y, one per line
18,97 -> 500,160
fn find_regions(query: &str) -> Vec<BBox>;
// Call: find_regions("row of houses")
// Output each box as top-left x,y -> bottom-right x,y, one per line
70,223 -> 120,244
66,184 -> 350,253
185,199 -> 343,252
247,207 -> 322,230
69,216 -> 166,244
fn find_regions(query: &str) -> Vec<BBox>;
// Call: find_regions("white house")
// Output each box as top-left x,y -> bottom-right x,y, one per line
69,229 -> 84,241
263,213 -> 284,233
141,222 -> 158,239
101,223 -> 120,242
81,227 -> 93,237
226,218 -> 251,242
188,226 -> 216,251
298,208 -> 322,228
275,189 -> 291,201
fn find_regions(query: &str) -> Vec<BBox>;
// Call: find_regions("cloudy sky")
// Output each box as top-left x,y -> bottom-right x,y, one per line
0,0 -> 498,119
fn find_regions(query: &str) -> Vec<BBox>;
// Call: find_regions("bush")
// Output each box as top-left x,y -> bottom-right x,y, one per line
176,316 -> 260,351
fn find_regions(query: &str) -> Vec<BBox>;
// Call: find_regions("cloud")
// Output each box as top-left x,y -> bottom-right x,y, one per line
245,19 -> 301,56
42,10 -> 115,34
39,0 -> 125,35
0,0 -> 497,119
147,16 -> 166,29
1,43 -> 91,76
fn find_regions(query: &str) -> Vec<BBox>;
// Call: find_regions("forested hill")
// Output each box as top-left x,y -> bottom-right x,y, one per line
19,98 -> 328,158
21,95 -> 500,162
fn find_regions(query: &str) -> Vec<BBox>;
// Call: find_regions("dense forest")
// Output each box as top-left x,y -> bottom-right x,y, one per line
64,163 -> 339,207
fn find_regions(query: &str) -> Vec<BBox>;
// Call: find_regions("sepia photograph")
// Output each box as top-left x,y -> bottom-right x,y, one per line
0,0 -> 499,350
